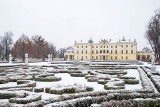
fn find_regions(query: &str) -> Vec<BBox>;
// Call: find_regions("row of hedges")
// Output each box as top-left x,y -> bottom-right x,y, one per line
43,90 -> 157,105
44,93 -> 160,106
138,67 -> 153,91
97,98 -> 160,107
0,80 -> 36,90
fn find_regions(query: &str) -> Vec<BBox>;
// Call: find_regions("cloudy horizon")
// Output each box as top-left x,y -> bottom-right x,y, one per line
0,0 -> 160,50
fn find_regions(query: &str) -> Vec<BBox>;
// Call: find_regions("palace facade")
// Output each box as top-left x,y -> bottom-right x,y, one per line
64,37 -> 151,61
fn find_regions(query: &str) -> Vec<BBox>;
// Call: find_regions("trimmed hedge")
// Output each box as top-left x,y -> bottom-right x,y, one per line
70,73 -> 86,77
34,87 -> 44,92
48,84 -> 94,94
0,91 -> 26,99
87,77 -> 98,82
34,76 -> 61,82
0,77 -> 9,84
17,80 -> 31,85
123,79 -> 139,84
104,80 -> 125,90
98,79 -> 107,85
8,100 -> 43,107
9,94 -> 41,104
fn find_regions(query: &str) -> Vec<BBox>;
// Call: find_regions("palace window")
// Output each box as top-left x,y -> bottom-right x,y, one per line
126,50 -> 128,54
115,50 -> 117,54
121,50 -> 123,54
81,56 -> 83,60
103,50 -> 105,53
131,50 -> 133,54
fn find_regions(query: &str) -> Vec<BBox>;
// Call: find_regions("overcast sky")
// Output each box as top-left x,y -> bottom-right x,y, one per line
0,0 -> 160,50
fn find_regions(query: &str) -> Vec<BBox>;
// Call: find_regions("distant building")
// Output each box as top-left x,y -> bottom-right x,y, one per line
137,47 -> 151,62
64,37 -> 139,61
64,49 -> 74,60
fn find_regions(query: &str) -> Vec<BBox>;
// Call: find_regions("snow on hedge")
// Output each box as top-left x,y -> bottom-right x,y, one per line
46,84 -> 93,94
9,93 -> 41,104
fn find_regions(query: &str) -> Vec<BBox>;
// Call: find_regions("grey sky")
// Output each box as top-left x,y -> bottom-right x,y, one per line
0,0 -> 160,50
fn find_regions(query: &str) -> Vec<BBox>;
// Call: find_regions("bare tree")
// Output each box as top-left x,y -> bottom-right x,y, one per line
47,42 -> 57,58
145,9 -> 160,63
57,46 -> 73,58
1,31 -> 13,61
31,35 -> 48,61
11,34 -> 33,60
0,43 -> 4,60
58,48 -> 66,58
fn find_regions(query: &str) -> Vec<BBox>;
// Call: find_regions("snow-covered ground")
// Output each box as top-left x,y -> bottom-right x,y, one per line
0,82 -> 17,88
156,65 -> 160,72
37,73 -> 104,91
1,61 -> 160,101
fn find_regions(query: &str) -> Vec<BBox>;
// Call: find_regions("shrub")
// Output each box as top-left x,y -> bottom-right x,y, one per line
34,87 -> 44,92
48,84 -> 93,94
0,77 -> 9,84
0,91 -> 26,99
123,79 -> 139,84
70,73 -> 86,77
9,94 -> 41,104
101,100 -> 133,107
34,76 -> 61,82
98,79 -> 107,84
87,77 -> 98,82
17,80 -> 31,85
